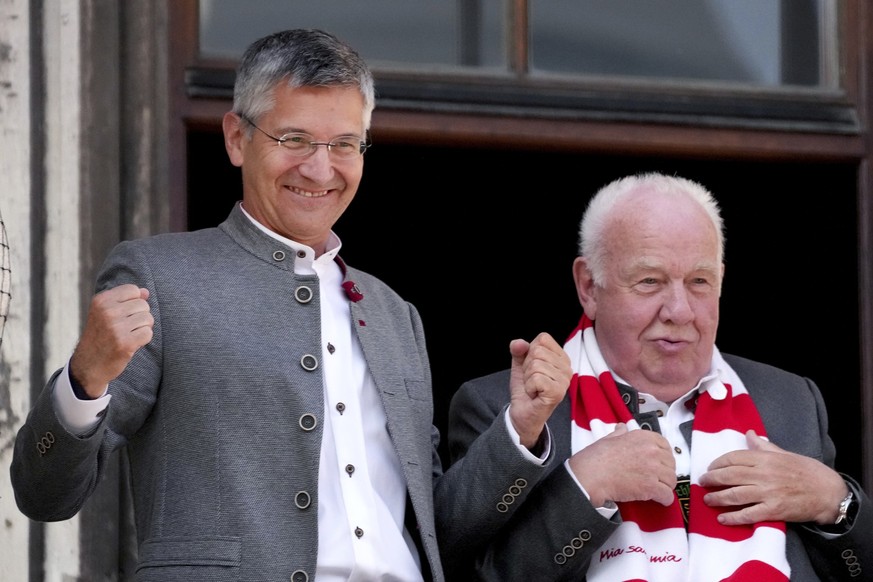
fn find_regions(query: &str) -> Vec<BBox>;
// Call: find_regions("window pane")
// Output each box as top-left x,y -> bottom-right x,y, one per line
530,0 -> 836,88
199,0 -> 506,70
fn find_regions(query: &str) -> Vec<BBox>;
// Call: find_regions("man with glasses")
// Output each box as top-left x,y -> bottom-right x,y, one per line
10,28 -> 573,582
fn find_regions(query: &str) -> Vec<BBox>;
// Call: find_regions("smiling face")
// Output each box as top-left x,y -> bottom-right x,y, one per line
574,187 -> 724,402
223,83 -> 367,254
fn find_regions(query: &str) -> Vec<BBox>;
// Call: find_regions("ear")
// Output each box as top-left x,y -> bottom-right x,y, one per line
572,257 -> 598,320
222,111 -> 246,168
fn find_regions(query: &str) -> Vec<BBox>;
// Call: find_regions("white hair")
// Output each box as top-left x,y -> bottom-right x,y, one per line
579,172 -> 725,286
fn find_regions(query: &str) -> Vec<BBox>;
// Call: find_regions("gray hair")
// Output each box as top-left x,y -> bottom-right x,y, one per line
579,172 -> 725,286
233,29 -> 376,134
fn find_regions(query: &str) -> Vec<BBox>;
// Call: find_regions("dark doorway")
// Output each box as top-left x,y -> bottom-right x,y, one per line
188,129 -> 862,480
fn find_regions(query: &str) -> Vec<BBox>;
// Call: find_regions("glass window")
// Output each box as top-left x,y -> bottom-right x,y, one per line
199,0 -> 506,70
199,0 -> 838,89
530,0 -> 836,88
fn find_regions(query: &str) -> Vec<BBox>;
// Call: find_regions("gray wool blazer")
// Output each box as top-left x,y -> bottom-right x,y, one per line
446,353 -> 873,581
11,204 -> 498,582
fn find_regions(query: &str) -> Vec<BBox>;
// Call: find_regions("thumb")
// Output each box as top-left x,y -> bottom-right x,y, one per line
746,429 -> 782,452
508,339 -> 531,396
509,338 -> 530,369
607,422 -> 629,437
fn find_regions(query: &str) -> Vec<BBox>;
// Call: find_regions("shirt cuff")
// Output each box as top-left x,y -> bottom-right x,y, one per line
53,360 -> 111,435
503,407 -> 552,464
564,459 -> 619,519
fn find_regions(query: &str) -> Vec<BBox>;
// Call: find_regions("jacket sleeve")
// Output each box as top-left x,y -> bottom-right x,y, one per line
799,475 -> 872,581
438,372 -> 618,581
729,354 -> 873,581
794,377 -> 873,581
10,240 -> 161,521
9,369 -> 111,521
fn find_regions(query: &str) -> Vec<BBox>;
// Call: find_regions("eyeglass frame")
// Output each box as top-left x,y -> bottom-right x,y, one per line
238,114 -> 371,159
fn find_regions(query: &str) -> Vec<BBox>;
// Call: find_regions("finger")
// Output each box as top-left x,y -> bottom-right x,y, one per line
123,297 -> 153,320
529,333 -> 568,362
125,310 -> 155,335
129,325 -> 154,350
102,283 -> 146,301
530,331 -> 560,348
94,285 -> 150,319
714,504 -> 764,526
522,362 -> 570,395
699,464 -> 756,489
706,447 -> 760,472
653,484 -> 677,507
703,484 -> 758,508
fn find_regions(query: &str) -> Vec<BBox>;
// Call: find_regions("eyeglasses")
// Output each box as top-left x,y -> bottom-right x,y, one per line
240,114 -> 370,160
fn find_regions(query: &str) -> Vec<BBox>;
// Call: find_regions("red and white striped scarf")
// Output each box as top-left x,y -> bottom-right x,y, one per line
567,315 -> 789,582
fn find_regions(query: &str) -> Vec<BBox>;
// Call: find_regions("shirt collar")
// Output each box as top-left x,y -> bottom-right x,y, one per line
239,203 -> 342,266
615,351 -> 725,406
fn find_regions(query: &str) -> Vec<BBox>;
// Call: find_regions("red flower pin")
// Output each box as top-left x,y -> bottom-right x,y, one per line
342,281 -> 364,302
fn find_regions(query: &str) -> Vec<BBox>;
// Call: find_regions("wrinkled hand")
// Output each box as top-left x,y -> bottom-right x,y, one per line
507,332 -> 573,449
568,423 -> 677,507
699,430 -> 848,525
69,284 -> 154,397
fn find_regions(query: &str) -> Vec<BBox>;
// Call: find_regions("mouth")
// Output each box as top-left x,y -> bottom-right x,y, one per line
288,185 -> 330,198
652,337 -> 693,352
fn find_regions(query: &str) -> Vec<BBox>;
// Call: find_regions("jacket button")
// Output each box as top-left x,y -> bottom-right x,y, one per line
290,569 -> 308,582
299,414 -> 317,431
294,286 -> 313,303
841,549 -> 862,577
300,354 -> 318,371
36,432 -> 55,456
272,250 -> 285,261
294,491 -> 311,509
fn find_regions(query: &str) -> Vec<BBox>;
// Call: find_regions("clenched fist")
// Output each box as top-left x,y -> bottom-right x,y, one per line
69,284 -> 154,398
508,332 -> 573,449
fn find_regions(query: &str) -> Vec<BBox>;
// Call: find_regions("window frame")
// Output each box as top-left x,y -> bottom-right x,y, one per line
185,0 -> 860,133
167,0 -> 873,490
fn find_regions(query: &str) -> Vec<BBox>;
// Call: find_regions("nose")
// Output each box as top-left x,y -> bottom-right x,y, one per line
660,282 -> 694,325
297,146 -> 334,183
